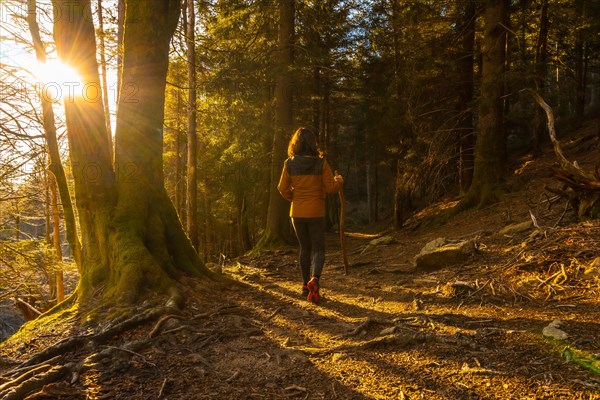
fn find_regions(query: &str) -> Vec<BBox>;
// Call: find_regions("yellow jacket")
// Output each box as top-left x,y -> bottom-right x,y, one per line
278,156 -> 341,218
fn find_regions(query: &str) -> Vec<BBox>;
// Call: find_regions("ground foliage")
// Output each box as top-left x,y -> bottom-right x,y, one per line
1,123 -> 599,399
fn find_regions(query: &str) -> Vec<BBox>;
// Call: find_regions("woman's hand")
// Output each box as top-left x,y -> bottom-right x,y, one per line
334,174 -> 344,184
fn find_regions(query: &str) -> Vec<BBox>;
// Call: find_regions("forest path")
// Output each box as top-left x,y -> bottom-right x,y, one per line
2,131 -> 600,399
1,223 -> 599,399
211,225 -> 600,399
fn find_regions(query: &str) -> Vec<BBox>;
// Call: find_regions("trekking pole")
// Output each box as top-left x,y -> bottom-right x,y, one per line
335,171 -> 349,275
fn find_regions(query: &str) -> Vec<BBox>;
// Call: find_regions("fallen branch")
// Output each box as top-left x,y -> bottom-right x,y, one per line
526,90 -> 600,218
338,317 -> 392,338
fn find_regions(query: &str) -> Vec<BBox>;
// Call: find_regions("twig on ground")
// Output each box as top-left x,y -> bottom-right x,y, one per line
553,200 -> 570,228
158,378 -> 168,399
266,307 -> 283,321
192,305 -> 241,320
15,298 -> 42,317
225,370 -> 240,383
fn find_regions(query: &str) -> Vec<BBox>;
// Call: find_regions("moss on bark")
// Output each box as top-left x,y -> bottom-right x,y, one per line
51,0 -> 214,311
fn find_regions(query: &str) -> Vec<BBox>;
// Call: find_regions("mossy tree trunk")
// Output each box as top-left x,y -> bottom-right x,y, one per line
462,0 -> 508,208
52,0 -> 211,306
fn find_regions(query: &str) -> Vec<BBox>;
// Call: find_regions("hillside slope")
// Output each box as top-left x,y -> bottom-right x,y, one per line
0,122 -> 599,399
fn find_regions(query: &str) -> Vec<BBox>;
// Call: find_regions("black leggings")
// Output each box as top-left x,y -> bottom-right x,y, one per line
291,217 -> 325,286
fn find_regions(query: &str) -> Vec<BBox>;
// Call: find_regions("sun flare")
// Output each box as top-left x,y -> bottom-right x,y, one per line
28,59 -> 84,101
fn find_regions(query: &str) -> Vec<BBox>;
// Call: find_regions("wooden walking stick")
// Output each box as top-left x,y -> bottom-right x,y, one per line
335,171 -> 349,275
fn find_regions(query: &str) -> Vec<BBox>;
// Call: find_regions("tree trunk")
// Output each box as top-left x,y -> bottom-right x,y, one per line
44,166 -> 57,302
313,66 -> 321,135
13,209 -> 20,240
202,191 -> 213,260
237,194 -> 252,254
27,0 -> 82,268
456,2 -> 476,193
574,0 -> 586,121
366,161 -> 377,223
97,0 -> 113,157
186,0 -> 199,251
462,0 -> 508,208
52,0 -> 211,306
258,0 -> 295,248
117,0 -> 124,104
174,89 -> 187,219
44,165 -> 51,244
532,0 -> 549,153
50,175 -> 65,303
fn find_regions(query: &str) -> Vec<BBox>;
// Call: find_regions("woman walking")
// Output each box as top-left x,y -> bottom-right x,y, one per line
277,127 -> 343,303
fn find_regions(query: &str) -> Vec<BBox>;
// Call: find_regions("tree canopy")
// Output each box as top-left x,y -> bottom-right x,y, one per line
0,0 -> 598,312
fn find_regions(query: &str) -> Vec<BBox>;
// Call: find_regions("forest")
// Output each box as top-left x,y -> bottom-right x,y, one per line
0,0 -> 600,399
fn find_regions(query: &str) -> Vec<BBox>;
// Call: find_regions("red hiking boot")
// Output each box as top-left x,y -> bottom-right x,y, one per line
307,276 -> 320,303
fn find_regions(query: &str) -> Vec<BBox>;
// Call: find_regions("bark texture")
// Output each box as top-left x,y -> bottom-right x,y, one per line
52,0 -> 210,306
186,0 -> 199,251
259,0 -> 295,247
456,2 -> 476,193
462,0 -> 508,207
27,0 -> 82,269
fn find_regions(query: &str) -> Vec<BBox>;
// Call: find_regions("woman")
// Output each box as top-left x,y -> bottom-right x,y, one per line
277,127 -> 343,303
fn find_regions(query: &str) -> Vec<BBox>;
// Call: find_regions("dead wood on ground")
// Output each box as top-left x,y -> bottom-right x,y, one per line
528,91 -> 600,218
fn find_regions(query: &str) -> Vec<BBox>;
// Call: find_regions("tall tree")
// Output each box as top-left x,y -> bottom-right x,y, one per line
97,0 -> 113,156
51,0 -> 212,306
456,1 -> 477,193
26,0 -> 82,268
258,0 -> 295,247
49,175 -> 64,302
186,0 -> 199,251
532,0 -> 549,152
574,0 -> 587,120
462,0 -> 509,207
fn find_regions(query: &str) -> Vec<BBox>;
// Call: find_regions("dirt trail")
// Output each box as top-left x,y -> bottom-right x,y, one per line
1,128 -> 600,399
1,223 -> 600,399
212,219 -> 600,399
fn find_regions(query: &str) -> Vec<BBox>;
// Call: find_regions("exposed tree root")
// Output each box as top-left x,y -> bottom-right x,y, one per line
0,364 -> 53,393
0,363 -> 73,400
316,326 -> 482,356
6,355 -> 62,379
17,306 -> 170,370
1,296 -> 182,400
149,314 -> 185,338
